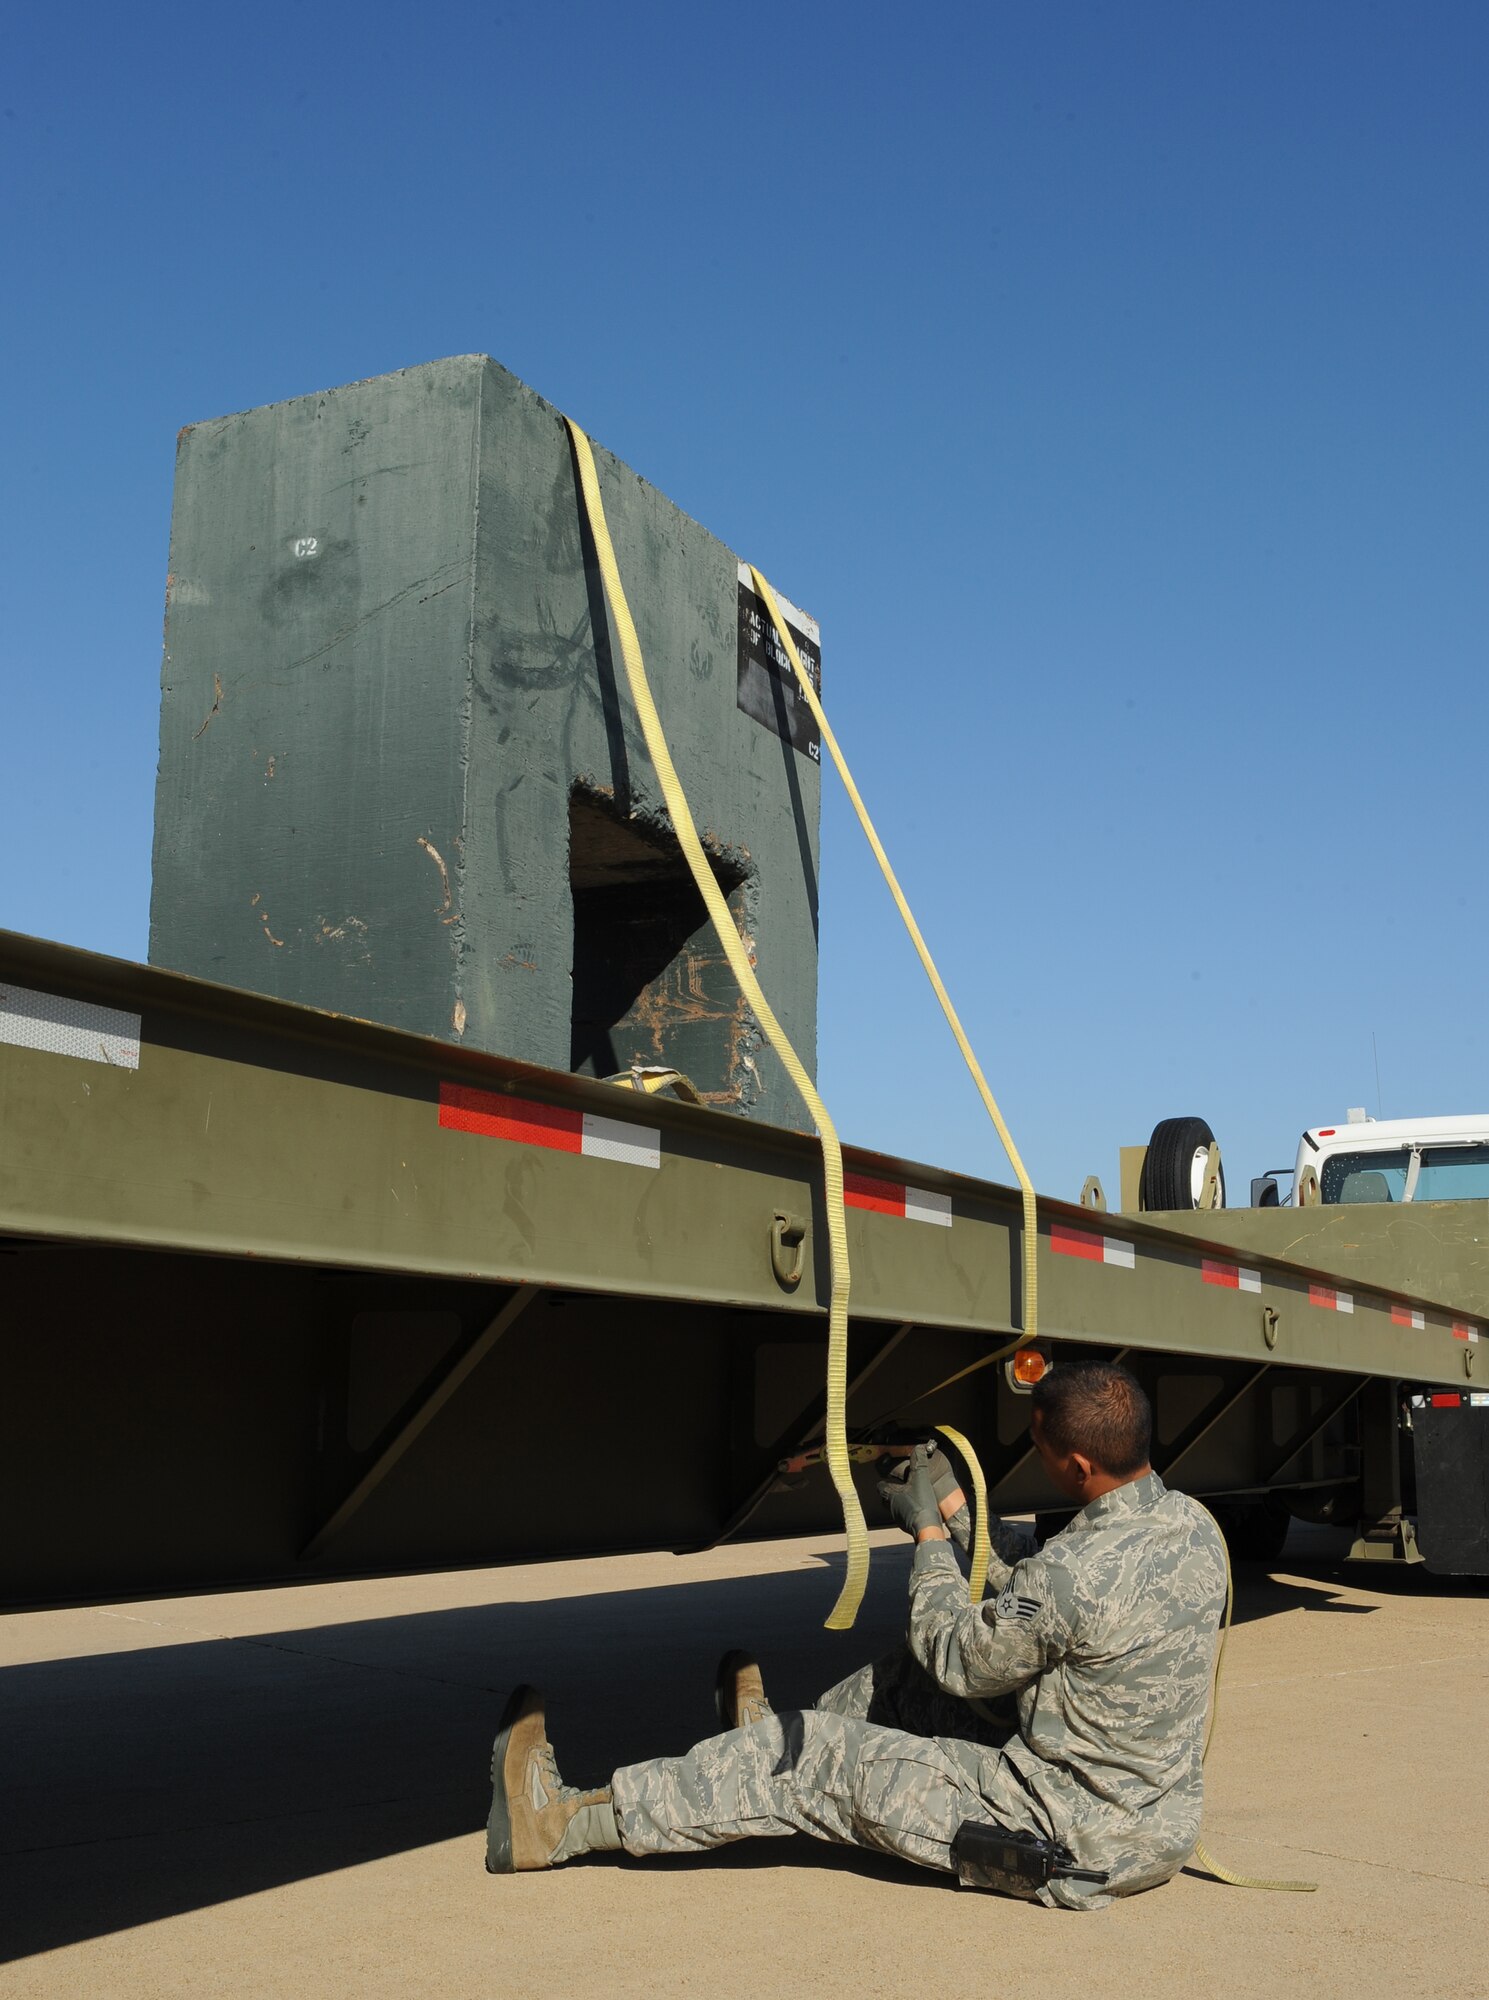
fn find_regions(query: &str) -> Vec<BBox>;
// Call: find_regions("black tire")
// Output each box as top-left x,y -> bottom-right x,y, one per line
1140,1116 -> 1225,1211
1210,1498 -> 1291,1565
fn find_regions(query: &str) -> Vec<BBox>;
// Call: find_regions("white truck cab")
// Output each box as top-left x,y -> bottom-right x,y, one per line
1287,1110 -> 1489,1205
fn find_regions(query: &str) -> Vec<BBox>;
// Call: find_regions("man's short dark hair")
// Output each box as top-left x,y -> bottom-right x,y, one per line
1031,1362 -> 1152,1477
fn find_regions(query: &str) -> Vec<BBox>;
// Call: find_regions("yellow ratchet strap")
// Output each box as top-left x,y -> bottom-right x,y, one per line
567,419 -> 869,1631
1190,1505 -> 1316,1893
747,567 -> 1039,1349
933,1424 -> 991,1603
605,1065 -> 706,1104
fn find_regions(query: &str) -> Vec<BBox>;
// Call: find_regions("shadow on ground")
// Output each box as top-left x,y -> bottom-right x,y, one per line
5,1529 -> 1481,1962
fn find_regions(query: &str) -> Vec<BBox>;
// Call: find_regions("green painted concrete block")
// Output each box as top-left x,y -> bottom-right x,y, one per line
149,356 -> 821,1126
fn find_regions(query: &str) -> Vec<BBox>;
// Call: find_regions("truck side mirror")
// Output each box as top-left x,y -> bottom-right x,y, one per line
1251,1175 -> 1281,1208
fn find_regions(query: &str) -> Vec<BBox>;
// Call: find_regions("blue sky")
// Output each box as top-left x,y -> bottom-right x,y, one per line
3,2 -> 1485,1202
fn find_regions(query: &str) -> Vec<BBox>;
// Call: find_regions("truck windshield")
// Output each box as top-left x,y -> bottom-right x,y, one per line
1320,1150 -> 1410,1203
1415,1145 -> 1489,1201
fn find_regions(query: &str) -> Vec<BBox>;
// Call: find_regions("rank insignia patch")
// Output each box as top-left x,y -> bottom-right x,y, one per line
994,1584 -> 1041,1622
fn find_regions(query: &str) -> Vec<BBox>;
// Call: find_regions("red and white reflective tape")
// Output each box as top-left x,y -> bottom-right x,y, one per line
1050,1221 -> 1135,1268
1391,1305 -> 1426,1330
438,1082 -> 660,1169
1201,1258 -> 1261,1293
1308,1283 -> 1354,1315
1452,1322 -> 1481,1344
844,1171 -> 952,1226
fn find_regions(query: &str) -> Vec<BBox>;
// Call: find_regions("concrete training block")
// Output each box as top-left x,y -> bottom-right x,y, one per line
149,355 -> 822,1127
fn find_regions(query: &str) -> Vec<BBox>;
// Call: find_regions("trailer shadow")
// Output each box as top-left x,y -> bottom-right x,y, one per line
1240,1522 -> 1488,1612
3,1544 -> 916,1962
3,1535 -> 1481,1962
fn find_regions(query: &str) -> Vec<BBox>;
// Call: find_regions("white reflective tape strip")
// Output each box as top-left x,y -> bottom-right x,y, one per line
1102,1238 -> 1136,1269
905,1187 -> 952,1227
1470,1393 -> 1489,1407
0,983 -> 141,1070
1336,1291 -> 1354,1314
579,1112 -> 660,1169
1238,1267 -> 1261,1293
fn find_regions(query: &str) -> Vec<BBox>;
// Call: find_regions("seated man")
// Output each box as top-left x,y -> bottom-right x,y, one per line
484,1360 -> 1227,1908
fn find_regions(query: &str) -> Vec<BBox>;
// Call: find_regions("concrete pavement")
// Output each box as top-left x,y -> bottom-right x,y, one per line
3,1526 -> 1485,1999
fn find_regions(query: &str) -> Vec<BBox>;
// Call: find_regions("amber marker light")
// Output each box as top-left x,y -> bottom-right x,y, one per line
1011,1348 -> 1048,1387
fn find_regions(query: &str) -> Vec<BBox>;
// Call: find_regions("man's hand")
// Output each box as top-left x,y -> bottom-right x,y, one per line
925,1443 -> 1036,1566
925,1442 -> 972,1551
877,1448 -> 945,1540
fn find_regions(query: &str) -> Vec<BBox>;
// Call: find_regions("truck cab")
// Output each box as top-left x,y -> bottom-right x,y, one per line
1289,1111 -> 1489,1205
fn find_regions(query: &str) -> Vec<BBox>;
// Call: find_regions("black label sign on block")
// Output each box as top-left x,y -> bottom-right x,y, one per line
736,567 -> 822,761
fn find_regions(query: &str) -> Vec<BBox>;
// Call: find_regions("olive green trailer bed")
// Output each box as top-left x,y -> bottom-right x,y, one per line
1,929 -> 1481,1606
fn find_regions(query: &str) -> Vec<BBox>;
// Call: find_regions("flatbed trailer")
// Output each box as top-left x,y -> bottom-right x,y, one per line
3,927 -> 1484,1608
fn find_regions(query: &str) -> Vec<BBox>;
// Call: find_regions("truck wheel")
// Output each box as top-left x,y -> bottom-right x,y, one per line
1211,1498 -> 1290,1564
1140,1116 -> 1225,1210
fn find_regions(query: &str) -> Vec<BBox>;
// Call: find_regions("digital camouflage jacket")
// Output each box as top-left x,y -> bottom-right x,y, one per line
907,1471 -> 1228,1906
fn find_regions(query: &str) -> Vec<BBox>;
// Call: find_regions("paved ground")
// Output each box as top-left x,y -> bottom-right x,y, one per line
3,1525 -> 1485,1999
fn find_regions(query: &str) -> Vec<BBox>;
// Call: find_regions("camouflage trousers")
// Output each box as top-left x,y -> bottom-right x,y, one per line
609,1646 -> 1044,1878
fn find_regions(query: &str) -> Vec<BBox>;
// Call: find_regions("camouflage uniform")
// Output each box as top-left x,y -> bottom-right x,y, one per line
610,1472 -> 1226,1907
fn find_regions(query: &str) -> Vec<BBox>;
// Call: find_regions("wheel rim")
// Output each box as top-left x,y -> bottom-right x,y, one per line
1189,1146 -> 1211,1205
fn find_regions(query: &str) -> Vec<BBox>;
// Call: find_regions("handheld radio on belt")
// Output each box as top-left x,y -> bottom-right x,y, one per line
952,1822 -> 1110,1897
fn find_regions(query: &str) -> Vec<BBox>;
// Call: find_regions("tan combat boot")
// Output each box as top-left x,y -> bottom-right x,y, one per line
485,1685 -> 621,1873
715,1649 -> 773,1729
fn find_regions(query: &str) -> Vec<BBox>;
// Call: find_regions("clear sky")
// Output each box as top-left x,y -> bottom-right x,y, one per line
3,2 -> 1486,1203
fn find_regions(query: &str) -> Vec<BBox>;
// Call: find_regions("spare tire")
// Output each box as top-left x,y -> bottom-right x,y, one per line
1141,1116 -> 1225,1210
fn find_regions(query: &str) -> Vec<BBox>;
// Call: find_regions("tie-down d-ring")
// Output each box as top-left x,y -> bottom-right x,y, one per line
770,1211 -> 807,1289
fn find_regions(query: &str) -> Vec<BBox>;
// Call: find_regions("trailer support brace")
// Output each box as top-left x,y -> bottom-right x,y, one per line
300,1284 -> 540,1561
1157,1364 -> 1272,1485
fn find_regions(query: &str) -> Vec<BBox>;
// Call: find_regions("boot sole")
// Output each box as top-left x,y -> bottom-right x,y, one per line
486,1683 -> 542,1874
